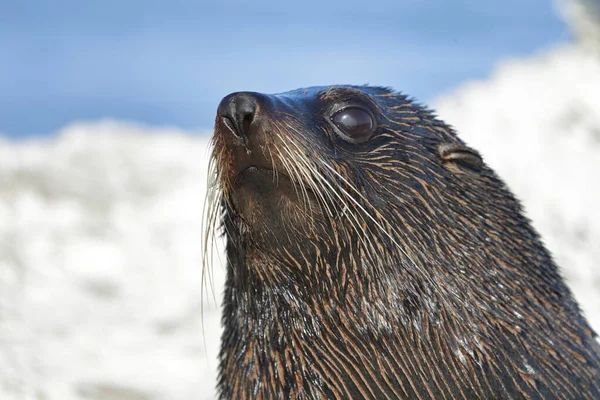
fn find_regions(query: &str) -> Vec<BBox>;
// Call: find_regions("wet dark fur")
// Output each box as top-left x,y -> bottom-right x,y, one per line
208,86 -> 600,399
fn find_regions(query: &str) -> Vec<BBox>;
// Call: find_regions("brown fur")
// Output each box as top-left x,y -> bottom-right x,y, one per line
206,85 -> 600,399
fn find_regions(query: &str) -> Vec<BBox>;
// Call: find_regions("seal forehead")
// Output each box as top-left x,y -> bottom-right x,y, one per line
318,85 -> 390,101
273,85 -> 393,103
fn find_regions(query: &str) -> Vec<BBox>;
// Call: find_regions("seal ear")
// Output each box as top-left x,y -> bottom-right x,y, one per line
438,142 -> 483,171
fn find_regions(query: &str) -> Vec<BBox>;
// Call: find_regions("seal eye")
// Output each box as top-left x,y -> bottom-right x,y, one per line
331,107 -> 375,143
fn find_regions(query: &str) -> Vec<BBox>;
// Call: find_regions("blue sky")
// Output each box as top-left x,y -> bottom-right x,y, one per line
0,0 -> 569,138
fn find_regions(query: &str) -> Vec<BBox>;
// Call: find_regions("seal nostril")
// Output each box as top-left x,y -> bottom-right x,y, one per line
221,116 -> 239,139
242,112 -> 253,137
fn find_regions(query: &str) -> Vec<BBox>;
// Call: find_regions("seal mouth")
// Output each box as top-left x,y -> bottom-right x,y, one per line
232,165 -> 290,186
236,165 -> 271,178
223,146 -> 278,182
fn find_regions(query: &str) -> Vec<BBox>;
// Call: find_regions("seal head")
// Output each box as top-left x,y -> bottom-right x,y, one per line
208,85 -> 600,399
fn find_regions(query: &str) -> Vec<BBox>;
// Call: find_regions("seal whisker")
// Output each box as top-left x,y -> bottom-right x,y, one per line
265,142 -> 280,186
276,133 -> 334,219
278,137 -> 352,221
284,145 -> 381,261
318,160 -> 426,275
276,145 -> 309,215
201,152 -> 220,302
287,145 -> 380,260
199,149 -> 227,360
280,143 -> 373,260
280,132 -> 383,257
274,126 -> 314,215
276,126 -> 350,220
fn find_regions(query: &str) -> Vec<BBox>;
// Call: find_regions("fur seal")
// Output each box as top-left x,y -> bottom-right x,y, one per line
205,85 -> 600,399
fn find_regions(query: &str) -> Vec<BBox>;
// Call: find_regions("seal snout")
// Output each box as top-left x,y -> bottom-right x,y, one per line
214,91 -> 281,190
217,92 -> 265,142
